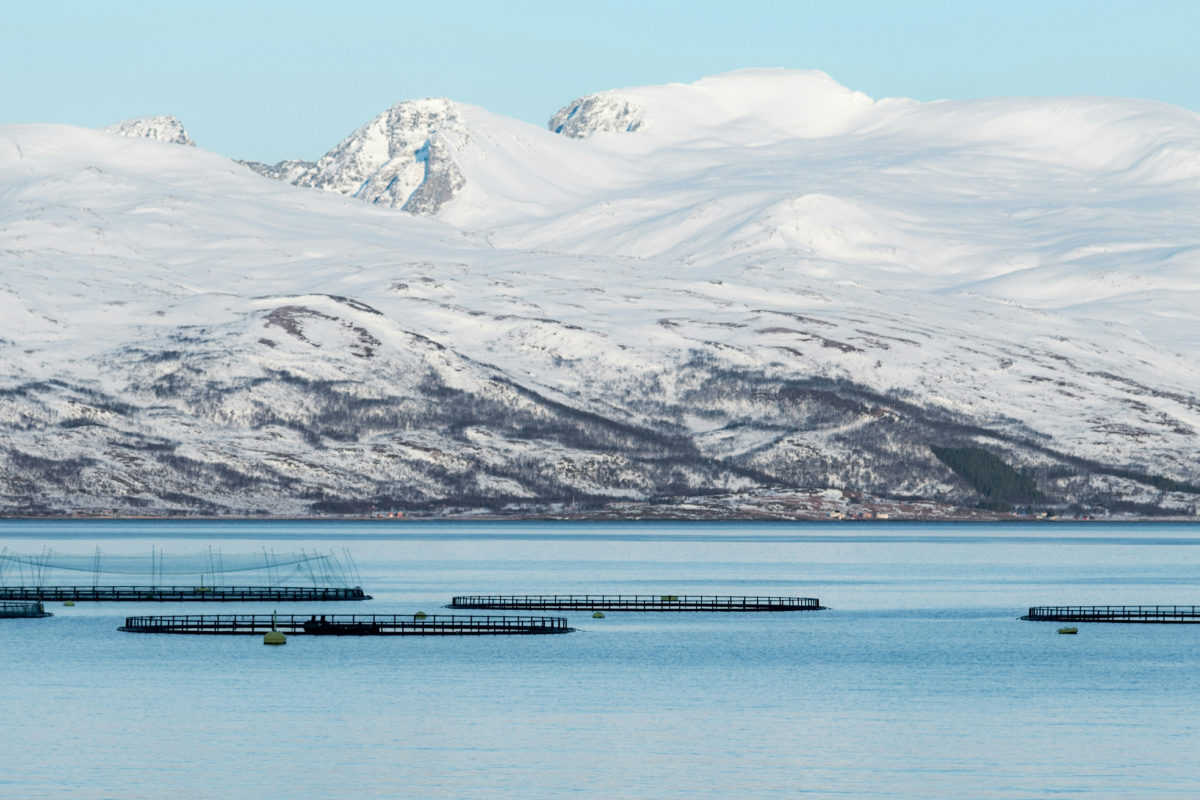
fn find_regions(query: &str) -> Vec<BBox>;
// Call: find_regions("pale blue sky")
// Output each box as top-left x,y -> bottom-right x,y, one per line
4,0 -> 1198,163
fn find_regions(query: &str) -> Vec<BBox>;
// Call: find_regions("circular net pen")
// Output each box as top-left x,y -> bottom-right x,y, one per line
0,546 -> 370,602
120,614 -> 574,636
0,601 -> 53,619
448,595 -> 825,612
1022,606 -> 1200,624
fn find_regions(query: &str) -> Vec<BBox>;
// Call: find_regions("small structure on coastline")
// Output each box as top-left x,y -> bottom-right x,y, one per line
120,613 -> 574,636
0,546 -> 370,602
448,595 -> 825,612
0,600 -> 52,619
1023,606 -> 1200,624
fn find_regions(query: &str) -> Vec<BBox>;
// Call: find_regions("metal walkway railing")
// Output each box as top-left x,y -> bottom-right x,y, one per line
448,595 -> 824,611
0,586 -> 371,602
120,613 -> 572,635
1022,606 -> 1200,623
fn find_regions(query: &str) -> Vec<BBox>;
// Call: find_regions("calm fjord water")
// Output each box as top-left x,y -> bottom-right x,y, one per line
2,520 -> 1199,799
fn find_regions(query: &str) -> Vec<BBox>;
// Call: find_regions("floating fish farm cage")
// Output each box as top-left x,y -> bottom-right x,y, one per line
448,595 -> 825,612
1022,606 -> 1200,624
0,547 -> 370,602
0,600 -> 53,619
120,613 -> 573,636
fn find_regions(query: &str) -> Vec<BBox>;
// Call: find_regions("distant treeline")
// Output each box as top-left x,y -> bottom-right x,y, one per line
930,445 -> 1043,502
1104,469 -> 1200,496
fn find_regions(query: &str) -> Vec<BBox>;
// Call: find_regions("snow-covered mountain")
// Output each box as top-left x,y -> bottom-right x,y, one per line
2,69 -> 1199,516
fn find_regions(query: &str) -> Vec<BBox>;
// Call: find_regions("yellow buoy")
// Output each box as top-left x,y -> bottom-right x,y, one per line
592,611 -> 605,618
1057,627 -> 1078,634
264,611 -> 286,645
63,600 -> 75,607
414,611 -> 427,620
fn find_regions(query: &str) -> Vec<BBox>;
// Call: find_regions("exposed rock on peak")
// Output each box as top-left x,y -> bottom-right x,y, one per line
400,133 -> 466,215
243,98 -> 468,215
549,94 -> 647,139
297,98 -> 466,212
239,159 -> 317,183
100,115 -> 196,146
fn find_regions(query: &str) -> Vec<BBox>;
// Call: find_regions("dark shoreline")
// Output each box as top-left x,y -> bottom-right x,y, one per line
3,513 -> 1197,523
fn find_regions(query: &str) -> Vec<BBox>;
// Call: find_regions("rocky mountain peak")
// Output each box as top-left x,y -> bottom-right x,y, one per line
295,98 -> 466,209
239,159 -> 317,183
100,115 -> 196,147
243,98 -> 468,215
549,94 -> 647,139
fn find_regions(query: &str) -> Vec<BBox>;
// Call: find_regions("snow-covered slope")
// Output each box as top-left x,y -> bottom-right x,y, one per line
2,70 -> 1199,516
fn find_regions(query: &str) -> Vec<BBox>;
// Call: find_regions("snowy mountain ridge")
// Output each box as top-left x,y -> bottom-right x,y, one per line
549,69 -> 880,143
1,69 -> 1198,516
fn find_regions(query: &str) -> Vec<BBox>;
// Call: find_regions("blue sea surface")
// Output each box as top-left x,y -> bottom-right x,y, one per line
2,520 -> 1199,799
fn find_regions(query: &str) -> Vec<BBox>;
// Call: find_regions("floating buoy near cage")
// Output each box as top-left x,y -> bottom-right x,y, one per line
63,600 -> 75,607
592,611 -> 605,618
414,611 -> 427,620
1057,627 -> 1078,634
264,611 -> 286,645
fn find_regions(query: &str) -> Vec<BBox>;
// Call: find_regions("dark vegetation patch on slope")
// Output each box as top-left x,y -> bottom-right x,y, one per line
929,445 -> 1043,502
1100,469 -> 1200,496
